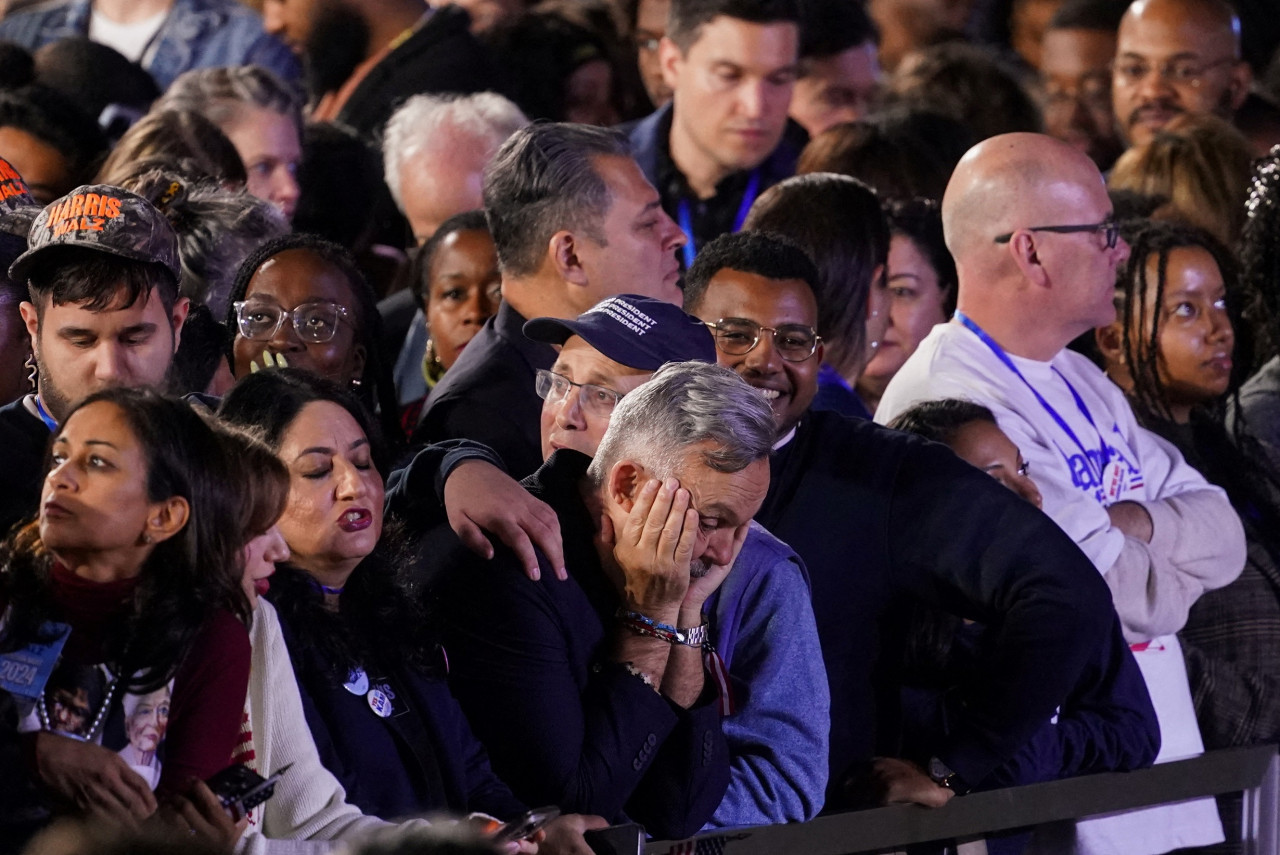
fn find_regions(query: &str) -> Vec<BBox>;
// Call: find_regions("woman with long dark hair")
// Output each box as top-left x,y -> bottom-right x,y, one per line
218,369 -> 530,825
0,388 -> 251,838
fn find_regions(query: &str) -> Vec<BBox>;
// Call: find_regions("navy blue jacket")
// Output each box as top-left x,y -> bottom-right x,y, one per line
274,606 -> 525,822
436,450 -> 730,839
900,611 -> 1159,789
624,103 -> 804,257
755,410 -> 1124,806
414,301 -> 552,479
0,398 -> 51,538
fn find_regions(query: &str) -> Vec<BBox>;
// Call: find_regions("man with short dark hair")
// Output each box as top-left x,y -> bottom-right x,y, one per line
439,361 -> 776,837
627,0 -> 804,264
1040,0 -> 1127,170
416,123 -> 686,476
788,0 -> 882,138
1111,0 -> 1251,149
0,182 -> 189,535
685,230 -> 1157,811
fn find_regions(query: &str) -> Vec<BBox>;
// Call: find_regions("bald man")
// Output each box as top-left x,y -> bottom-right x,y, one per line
1111,0 -> 1251,148
878,132 -> 1244,852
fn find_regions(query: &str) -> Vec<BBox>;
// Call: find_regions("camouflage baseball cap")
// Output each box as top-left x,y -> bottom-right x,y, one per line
9,183 -> 180,283
0,157 -> 40,259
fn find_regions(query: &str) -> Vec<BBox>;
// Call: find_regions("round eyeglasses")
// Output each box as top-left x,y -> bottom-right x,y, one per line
704,318 -> 822,363
535,369 -> 625,417
234,299 -> 353,344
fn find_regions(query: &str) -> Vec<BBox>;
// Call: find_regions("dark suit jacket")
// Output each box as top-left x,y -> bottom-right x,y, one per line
334,4 -> 502,140
0,398 -> 51,538
414,301 -> 552,478
436,450 -> 730,839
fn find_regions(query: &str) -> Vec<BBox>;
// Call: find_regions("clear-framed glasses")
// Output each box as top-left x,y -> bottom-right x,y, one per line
993,219 -> 1120,250
535,369 -> 625,417
234,299 -> 353,344
704,318 -> 821,363
1111,56 -> 1236,89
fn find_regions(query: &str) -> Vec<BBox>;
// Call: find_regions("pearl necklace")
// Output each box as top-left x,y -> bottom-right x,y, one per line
37,677 -> 119,742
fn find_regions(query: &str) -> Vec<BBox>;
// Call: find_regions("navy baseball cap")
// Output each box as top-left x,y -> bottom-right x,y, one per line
524,294 -> 716,370
10,183 -> 180,283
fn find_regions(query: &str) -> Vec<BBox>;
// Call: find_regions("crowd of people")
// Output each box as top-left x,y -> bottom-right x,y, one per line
0,0 -> 1279,853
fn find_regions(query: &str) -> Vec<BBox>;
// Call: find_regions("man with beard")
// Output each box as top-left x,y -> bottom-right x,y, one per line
263,0 -> 500,139
1111,0 -> 1251,150
0,183 -> 189,536
436,361 -> 774,838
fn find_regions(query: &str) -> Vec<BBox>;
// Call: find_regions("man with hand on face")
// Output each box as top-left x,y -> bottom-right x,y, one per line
525,294 -> 829,827
1111,0 -> 1251,151
684,231 -> 1156,812
627,0 -> 805,264
436,361 -> 785,838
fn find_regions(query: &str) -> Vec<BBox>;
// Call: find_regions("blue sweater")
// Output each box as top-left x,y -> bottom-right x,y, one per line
704,523 -> 829,828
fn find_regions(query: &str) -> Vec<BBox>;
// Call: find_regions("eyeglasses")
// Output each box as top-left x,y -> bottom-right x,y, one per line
634,30 -> 662,52
234,299 -> 353,344
1111,56 -> 1236,89
993,219 -> 1120,250
704,318 -> 822,362
535,369 -> 625,417
1043,73 -> 1111,113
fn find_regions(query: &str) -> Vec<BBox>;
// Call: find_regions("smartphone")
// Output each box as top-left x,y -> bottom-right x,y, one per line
491,806 -> 561,844
205,763 -> 292,817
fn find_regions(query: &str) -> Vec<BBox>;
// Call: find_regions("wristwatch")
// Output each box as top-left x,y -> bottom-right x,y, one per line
928,757 -> 969,794
675,623 -> 709,647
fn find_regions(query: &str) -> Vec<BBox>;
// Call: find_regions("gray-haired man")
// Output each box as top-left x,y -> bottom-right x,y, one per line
436,361 -> 776,837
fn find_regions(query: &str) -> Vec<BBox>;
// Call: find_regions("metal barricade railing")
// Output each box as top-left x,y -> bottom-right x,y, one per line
621,744 -> 1280,855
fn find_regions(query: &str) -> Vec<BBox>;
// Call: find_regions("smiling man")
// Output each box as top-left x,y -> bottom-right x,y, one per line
0,183 -> 187,536
626,0 -> 804,265
1111,0 -> 1251,149
685,230 -> 1142,812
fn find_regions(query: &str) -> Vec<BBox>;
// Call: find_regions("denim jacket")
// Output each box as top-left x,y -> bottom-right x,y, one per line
0,0 -> 299,90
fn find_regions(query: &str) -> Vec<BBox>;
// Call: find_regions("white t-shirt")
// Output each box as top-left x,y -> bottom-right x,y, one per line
88,7 -> 168,63
878,319 -> 1227,853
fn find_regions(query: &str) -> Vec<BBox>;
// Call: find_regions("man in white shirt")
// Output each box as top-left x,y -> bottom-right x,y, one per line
877,132 -> 1246,853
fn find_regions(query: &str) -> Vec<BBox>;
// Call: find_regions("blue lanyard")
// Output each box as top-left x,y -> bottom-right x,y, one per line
953,311 -> 1110,481
33,396 -> 57,432
678,170 -> 760,268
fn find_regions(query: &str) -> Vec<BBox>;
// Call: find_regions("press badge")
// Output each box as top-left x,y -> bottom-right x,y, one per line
0,622 -> 70,699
